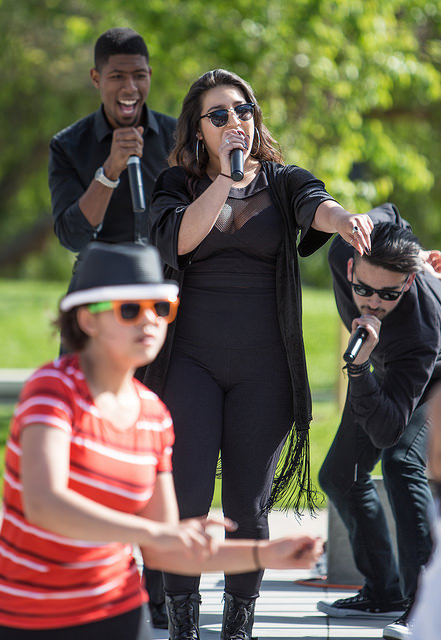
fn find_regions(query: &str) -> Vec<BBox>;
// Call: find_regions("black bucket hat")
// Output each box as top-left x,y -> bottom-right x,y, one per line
60,242 -> 178,311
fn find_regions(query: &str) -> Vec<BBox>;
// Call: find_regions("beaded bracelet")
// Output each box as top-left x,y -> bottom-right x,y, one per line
343,360 -> 370,376
252,541 -> 262,570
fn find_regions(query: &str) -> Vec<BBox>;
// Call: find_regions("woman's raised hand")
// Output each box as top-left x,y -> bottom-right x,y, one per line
218,129 -> 249,175
338,213 -> 373,255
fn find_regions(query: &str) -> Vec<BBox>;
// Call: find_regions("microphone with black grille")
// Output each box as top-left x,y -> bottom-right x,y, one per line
127,156 -> 146,213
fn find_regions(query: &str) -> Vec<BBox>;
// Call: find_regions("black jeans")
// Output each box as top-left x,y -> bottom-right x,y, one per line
319,401 -> 433,602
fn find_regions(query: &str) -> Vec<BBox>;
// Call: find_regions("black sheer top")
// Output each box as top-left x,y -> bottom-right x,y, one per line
175,171 -> 284,348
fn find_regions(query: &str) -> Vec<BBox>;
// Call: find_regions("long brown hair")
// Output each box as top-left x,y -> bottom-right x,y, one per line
170,69 -> 283,177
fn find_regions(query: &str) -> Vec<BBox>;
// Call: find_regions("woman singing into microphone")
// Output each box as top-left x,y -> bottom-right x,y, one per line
144,68 -> 373,640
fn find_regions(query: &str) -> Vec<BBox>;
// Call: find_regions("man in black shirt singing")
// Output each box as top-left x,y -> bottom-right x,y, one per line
49,27 -> 176,250
317,203 -> 441,640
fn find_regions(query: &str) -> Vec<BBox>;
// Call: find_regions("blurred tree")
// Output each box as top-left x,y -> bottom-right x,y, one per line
0,0 -> 439,282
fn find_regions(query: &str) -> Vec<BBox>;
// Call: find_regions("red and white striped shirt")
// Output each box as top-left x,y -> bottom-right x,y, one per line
0,354 -> 174,629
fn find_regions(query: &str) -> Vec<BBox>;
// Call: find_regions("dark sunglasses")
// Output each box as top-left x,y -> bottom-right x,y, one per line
88,299 -> 179,325
198,103 -> 255,128
351,272 -> 409,301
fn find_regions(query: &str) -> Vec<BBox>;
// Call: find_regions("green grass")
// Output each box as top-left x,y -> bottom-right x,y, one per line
0,278 -> 345,505
303,287 -> 341,393
1,279 -> 66,367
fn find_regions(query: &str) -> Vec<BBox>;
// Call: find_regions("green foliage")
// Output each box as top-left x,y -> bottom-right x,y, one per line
0,279 -> 64,367
0,0 -> 440,282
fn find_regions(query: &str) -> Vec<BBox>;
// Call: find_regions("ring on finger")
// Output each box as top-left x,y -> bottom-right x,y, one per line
225,138 -> 230,144
353,225 -> 359,234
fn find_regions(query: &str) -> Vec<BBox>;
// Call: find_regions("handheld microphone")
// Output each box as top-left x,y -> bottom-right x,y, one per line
127,156 -> 146,213
343,327 -> 369,363
230,149 -> 244,182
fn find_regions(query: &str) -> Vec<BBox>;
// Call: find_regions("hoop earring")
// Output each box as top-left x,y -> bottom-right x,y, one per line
196,138 -> 205,165
252,129 -> 261,156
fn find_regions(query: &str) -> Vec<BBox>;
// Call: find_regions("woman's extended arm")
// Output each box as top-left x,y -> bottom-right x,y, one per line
312,200 -> 373,255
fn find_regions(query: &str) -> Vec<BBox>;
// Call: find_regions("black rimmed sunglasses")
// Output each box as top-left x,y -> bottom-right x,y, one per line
198,103 -> 255,128
351,271 -> 410,301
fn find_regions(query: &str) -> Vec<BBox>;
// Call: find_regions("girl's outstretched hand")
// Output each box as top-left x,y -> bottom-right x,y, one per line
142,514 -> 237,563
259,535 -> 324,570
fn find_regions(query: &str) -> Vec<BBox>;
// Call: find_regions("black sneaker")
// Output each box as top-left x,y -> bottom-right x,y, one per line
382,605 -> 412,639
317,590 -> 407,618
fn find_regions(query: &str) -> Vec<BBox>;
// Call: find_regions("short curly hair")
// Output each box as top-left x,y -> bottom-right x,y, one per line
94,28 -> 149,71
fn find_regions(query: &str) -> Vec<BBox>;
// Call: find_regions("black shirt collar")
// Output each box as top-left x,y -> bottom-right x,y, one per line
94,104 -> 159,143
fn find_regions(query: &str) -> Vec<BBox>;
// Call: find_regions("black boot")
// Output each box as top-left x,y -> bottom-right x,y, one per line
143,568 -> 168,628
149,599 -> 168,629
165,592 -> 201,640
221,592 -> 256,640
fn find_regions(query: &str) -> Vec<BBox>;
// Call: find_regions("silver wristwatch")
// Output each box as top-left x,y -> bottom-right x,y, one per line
94,167 -> 120,189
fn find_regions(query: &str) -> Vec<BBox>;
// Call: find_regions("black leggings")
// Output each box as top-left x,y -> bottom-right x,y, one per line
162,339 -> 293,599
0,605 -> 152,640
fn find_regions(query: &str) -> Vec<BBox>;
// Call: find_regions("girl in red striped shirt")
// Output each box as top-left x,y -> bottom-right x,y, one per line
0,242 -> 322,639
